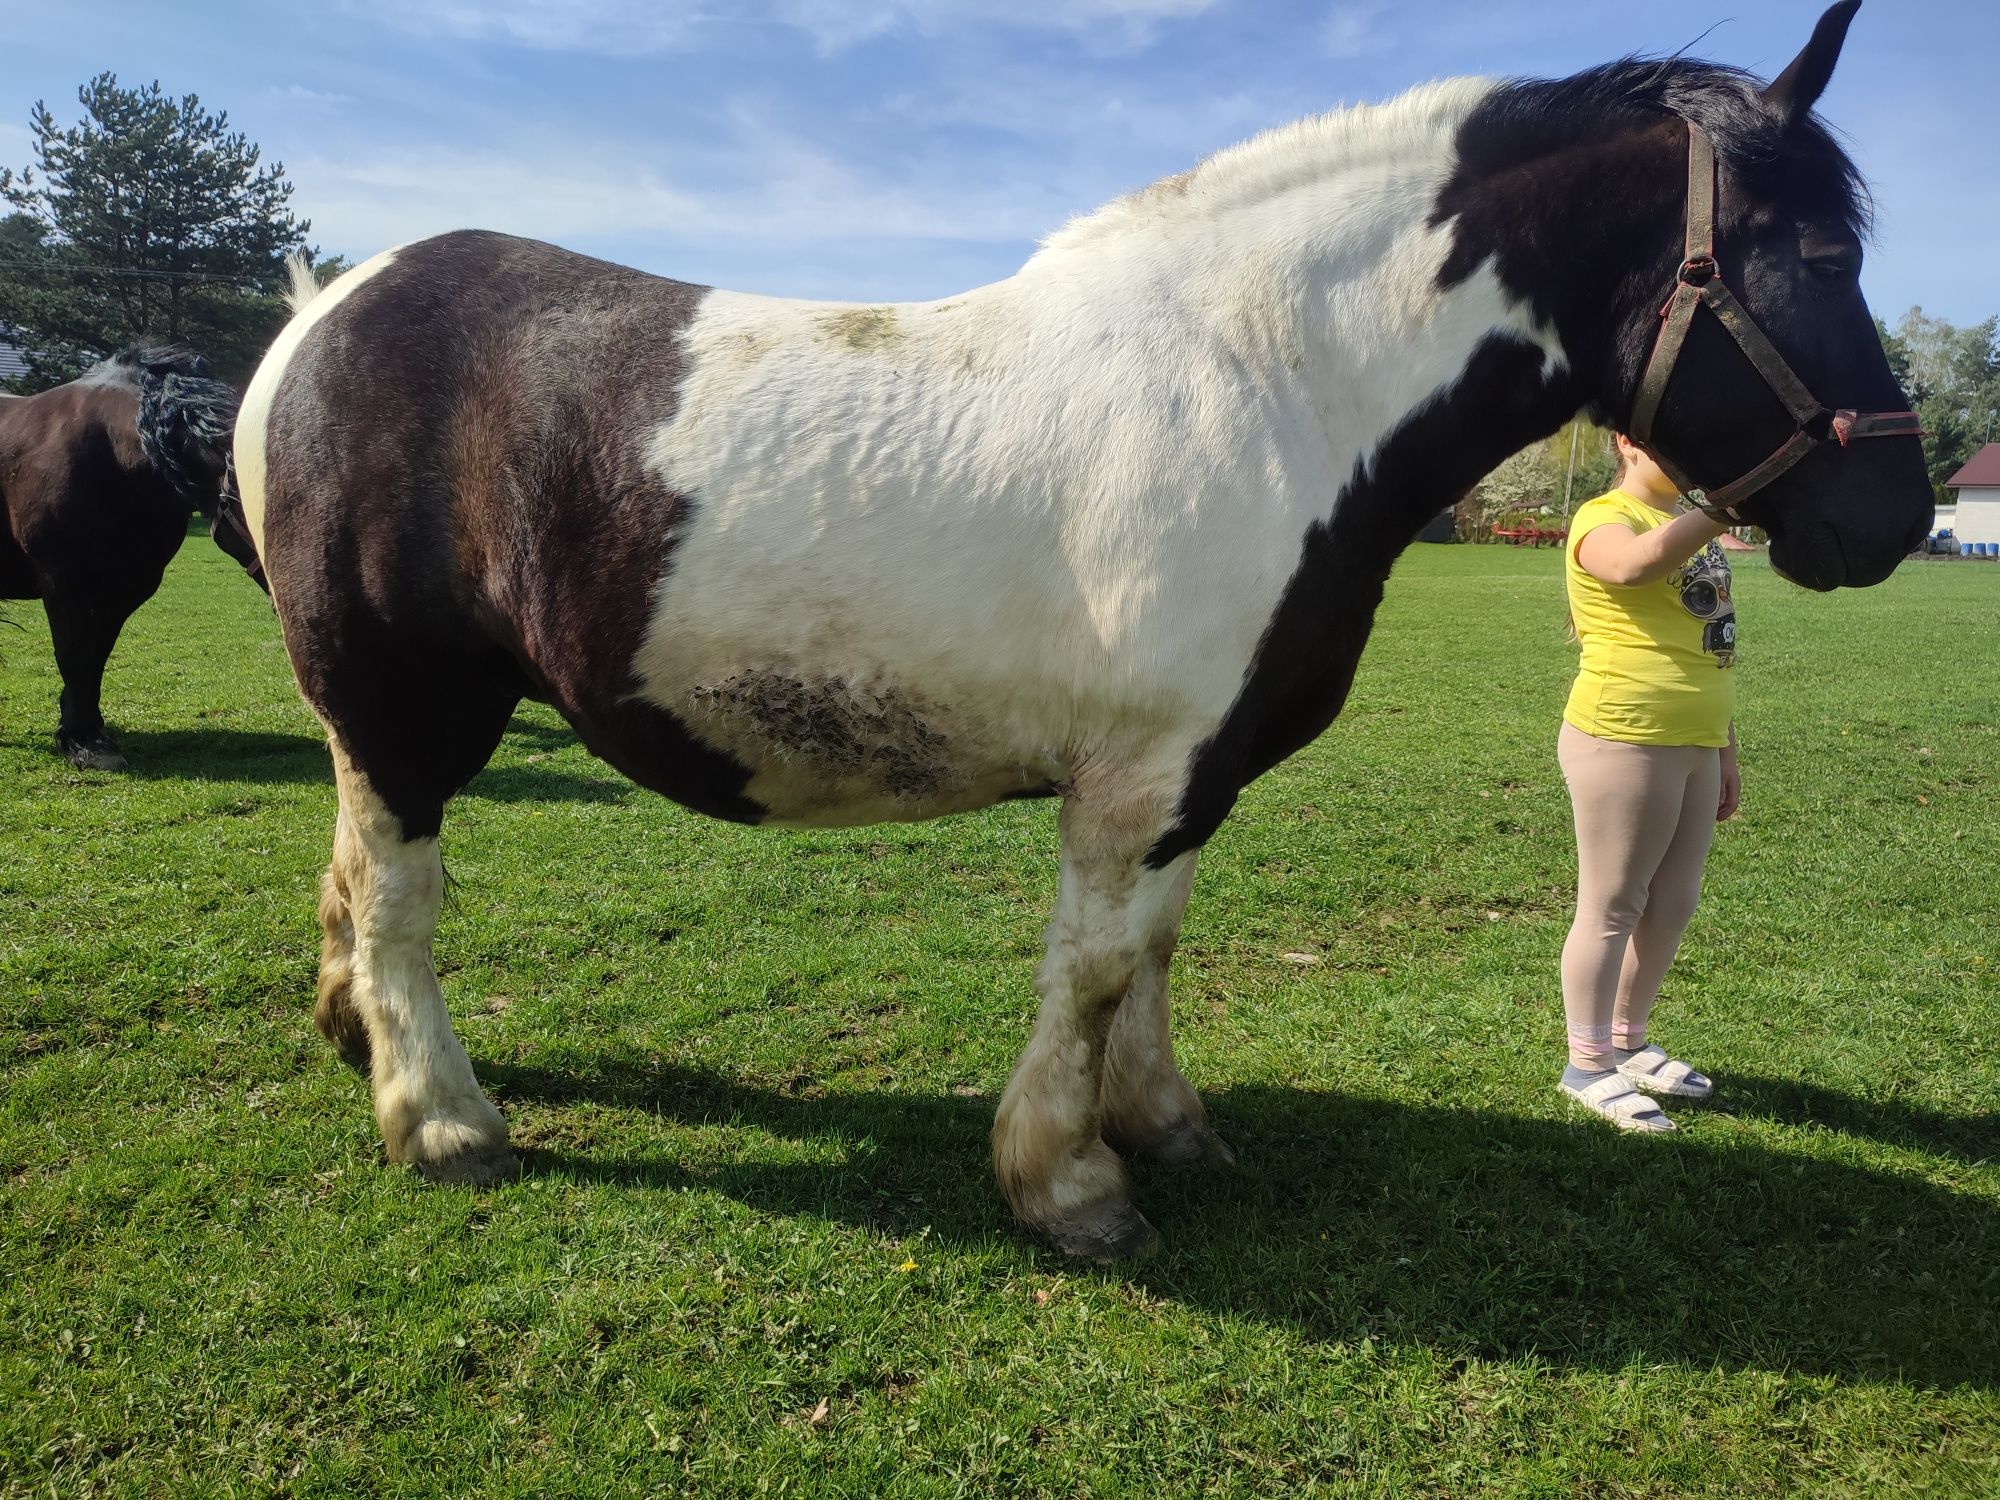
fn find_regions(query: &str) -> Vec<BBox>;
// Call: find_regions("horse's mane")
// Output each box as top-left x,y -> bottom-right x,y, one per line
75,344 -> 212,390
75,345 -> 241,512
1035,56 -> 1868,261
1033,76 -> 1490,258
1461,57 -> 1871,236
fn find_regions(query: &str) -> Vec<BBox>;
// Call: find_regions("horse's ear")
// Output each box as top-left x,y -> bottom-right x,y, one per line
1762,0 -> 1861,129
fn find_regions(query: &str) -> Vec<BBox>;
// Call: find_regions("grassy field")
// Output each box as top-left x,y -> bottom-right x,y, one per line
2,536 -> 1997,1497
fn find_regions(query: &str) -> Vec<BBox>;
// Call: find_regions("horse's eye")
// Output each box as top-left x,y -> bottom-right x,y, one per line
1804,245 -> 1862,281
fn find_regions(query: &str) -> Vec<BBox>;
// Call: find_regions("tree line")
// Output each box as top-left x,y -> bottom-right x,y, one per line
1878,309 -> 2000,505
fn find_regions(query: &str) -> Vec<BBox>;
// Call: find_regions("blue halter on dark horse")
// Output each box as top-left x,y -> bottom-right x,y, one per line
0,348 -> 259,770
236,2 -> 1932,1258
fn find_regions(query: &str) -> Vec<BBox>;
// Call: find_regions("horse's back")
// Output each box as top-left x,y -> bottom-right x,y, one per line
0,378 -> 183,600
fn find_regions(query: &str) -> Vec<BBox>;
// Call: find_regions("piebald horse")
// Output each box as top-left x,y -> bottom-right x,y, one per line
236,3 -> 1929,1258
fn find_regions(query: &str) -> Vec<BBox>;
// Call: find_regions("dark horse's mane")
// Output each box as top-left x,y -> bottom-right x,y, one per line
84,345 -> 241,516
1462,57 -> 1871,235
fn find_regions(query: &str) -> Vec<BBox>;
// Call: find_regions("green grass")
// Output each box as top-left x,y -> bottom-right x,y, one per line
3,536 -> 1997,1497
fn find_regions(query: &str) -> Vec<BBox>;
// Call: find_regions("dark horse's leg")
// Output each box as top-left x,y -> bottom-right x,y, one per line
42,588 -> 140,772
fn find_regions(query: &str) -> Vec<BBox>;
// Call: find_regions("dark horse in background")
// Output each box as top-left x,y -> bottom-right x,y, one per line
239,3 -> 1931,1258
0,348 -> 258,770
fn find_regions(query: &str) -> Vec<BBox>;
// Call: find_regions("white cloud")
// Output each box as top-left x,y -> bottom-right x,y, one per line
773,0 -> 1215,52
875,69 -> 1275,153
337,0 -> 706,54
337,0 -> 1216,55
1322,2 -> 1392,60
270,84 -> 355,107
291,123 -> 1081,282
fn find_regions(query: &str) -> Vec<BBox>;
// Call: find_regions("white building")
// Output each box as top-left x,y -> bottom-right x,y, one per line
1946,444 -> 2000,546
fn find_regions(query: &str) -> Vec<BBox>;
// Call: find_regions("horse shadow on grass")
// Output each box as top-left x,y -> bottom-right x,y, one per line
116,728 -> 332,784
482,1054 -> 2000,1390
110,718 -> 628,806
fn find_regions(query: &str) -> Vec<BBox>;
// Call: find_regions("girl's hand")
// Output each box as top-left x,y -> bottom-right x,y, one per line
1718,748 -> 1741,822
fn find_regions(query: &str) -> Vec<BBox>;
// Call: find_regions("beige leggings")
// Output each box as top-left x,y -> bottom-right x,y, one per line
1558,722 -> 1720,1071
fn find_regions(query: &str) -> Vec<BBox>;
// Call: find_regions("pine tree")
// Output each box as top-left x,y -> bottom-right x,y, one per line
0,74 -> 311,389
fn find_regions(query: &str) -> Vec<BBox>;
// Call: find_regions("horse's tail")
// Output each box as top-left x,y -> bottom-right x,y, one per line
283,251 -> 322,315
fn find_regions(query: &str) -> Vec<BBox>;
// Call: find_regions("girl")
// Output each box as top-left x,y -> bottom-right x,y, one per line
1558,433 -> 1740,1131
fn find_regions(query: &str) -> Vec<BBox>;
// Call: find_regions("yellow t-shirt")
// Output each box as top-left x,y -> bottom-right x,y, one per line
1563,489 -> 1736,747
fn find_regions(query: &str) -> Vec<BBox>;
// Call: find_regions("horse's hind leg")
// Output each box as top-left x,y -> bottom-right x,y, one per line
314,864 -> 369,1073
42,588 -> 138,771
311,676 -> 522,1183
993,780 -> 1198,1260
1098,855 -> 1235,1167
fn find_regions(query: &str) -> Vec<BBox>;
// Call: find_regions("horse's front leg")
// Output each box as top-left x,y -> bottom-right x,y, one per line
42,589 -> 136,771
993,785 -> 1198,1260
1099,853 -> 1235,1167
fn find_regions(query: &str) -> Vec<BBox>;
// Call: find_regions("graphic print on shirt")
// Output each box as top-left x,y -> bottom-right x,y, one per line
1677,539 -> 1735,667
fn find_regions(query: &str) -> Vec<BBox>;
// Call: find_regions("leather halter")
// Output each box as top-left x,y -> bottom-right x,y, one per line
1628,122 -> 1923,524
211,452 -> 268,590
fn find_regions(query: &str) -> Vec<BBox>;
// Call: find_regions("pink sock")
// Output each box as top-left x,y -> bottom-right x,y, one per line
1567,1021 -> 1615,1073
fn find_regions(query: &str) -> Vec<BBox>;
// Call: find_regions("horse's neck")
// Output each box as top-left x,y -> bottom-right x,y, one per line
1018,88 -> 1576,519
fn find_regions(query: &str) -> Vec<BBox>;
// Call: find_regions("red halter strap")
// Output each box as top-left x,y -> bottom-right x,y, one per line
1627,123 -> 1924,524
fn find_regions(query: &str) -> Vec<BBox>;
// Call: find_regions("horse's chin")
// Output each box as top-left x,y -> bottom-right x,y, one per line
1768,524 -> 1846,592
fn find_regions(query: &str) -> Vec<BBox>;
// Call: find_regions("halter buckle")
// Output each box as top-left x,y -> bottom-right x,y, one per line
1683,488 -> 1737,525
1678,254 -> 1718,287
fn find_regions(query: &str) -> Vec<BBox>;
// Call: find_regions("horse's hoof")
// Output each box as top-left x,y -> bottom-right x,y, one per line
1147,1119 -> 1238,1167
1047,1202 -> 1160,1263
62,737 -> 128,773
409,1137 -> 522,1187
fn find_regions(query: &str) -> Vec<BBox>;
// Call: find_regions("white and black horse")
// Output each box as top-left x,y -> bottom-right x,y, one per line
1,348 -> 257,770
236,3 -> 1930,1258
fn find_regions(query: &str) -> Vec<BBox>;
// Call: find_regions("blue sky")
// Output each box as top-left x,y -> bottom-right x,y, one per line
3,2 -> 1993,322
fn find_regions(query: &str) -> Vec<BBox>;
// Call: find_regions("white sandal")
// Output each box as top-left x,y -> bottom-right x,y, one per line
1560,1071 -> 1676,1133
1617,1045 -> 1713,1100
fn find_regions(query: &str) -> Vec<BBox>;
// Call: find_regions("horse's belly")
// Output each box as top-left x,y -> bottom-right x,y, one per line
663,664 -> 1067,828
0,542 -> 34,599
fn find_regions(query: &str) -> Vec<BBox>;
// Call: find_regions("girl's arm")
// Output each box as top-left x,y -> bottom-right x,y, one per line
1718,722 -> 1740,822
1576,508 -> 1731,586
